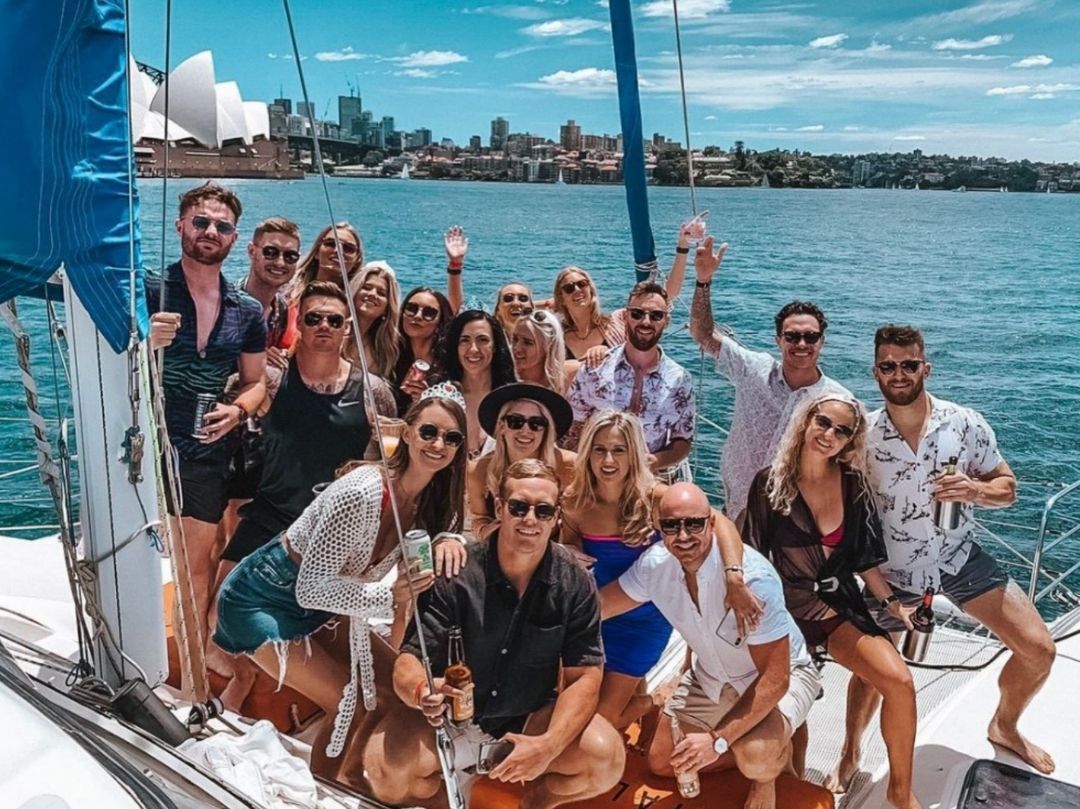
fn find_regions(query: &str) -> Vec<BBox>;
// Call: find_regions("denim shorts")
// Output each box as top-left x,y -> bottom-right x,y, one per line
213,537 -> 332,654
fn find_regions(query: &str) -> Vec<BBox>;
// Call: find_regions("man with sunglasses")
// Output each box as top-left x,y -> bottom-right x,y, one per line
689,236 -> 850,522
145,182 -> 267,670
375,458 -> 624,807
565,281 -> 695,479
601,483 -> 820,809
242,217 -> 302,367
830,325 -> 1056,783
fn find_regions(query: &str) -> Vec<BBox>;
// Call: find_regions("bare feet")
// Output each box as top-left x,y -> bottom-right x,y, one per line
823,753 -> 860,794
744,779 -> 776,809
988,717 -> 1055,774
886,784 -> 924,809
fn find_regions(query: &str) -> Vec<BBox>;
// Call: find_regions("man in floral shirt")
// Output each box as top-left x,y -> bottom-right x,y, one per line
828,324 -> 1056,790
565,281 -> 695,478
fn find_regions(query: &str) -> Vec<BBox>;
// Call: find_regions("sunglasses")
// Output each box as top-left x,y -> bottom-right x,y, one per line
190,215 -> 236,236
502,292 -> 531,304
404,301 -> 440,321
417,423 -> 465,448
503,413 -> 548,432
658,516 -> 709,536
505,498 -> 558,521
561,279 -> 590,295
303,311 -> 346,329
875,359 -> 925,375
628,308 -> 666,323
322,238 -> 359,255
782,330 -> 822,345
812,412 -> 855,440
261,245 -> 300,265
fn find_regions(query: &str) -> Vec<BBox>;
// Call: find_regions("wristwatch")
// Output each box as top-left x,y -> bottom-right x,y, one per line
710,730 -> 729,756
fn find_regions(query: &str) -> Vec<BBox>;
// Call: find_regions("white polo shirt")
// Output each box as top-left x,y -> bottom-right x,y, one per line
619,540 -> 811,703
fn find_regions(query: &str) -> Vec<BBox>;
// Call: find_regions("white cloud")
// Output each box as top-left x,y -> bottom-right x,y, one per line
641,0 -> 730,19
704,114 -> 717,120
843,126 -> 864,132
1030,93 -> 1055,99
395,50 -> 469,67
861,41 -> 892,54
314,46 -> 366,62
396,69 -> 437,79
919,0 -> 1040,27
987,82 -> 1080,96
809,33 -> 848,49
527,67 -> 618,94
894,135 -> 926,141
796,124 -> 825,132
1011,54 -> 1053,68
523,18 -> 607,37
932,34 -> 1011,50
461,5 -> 550,20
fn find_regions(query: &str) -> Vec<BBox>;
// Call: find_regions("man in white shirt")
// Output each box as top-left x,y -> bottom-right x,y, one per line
600,483 -> 820,809
689,237 -> 849,521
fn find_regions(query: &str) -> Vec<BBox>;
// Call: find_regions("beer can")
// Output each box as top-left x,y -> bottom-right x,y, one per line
405,359 -> 430,387
192,393 -> 217,438
404,529 -> 434,576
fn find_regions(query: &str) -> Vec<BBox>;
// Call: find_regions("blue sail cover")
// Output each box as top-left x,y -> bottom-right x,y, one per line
0,0 -> 146,352
607,0 -> 657,282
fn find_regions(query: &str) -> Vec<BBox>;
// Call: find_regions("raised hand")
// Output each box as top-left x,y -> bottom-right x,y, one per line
694,235 -> 729,283
444,226 -> 469,263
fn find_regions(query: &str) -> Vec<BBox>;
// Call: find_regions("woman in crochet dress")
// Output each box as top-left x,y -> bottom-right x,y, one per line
213,385 -> 469,777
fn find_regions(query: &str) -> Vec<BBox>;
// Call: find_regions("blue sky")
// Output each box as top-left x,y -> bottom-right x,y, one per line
130,0 -> 1080,161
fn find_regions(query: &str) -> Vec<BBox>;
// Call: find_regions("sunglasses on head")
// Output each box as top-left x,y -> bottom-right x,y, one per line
417,423 -> 465,448
303,311 -> 346,329
261,245 -> 300,265
658,516 -> 709,536
506,498 -> 558,521
782,330 -> 822,345
404,301 -> 440,321
503,413 -> 548,432
190,215 -> 236,236
502,292 -> 530,304
561,279 -> 590,295
322,238 -> 359,255
628,307 -> 666,323
875,359 -> 925,375
812,412 -> 855,440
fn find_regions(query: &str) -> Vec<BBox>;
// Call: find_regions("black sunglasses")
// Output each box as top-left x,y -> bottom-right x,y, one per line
506,498 -> 558,521
782,330 -> 822,345
261,245 -> 300,265
417,423 -> 465,448
561,279 -> 590,295
303,311 -> 346,329
875,359 -> 925,375
812,412 -> 855,440
502,292 -> 531,304
404,301 -> 440,321
628,308 -> 666,323
503,413 -> 548,432
190,215 -> 236,236
322,238 -> 358,255
658,516 -> 709,536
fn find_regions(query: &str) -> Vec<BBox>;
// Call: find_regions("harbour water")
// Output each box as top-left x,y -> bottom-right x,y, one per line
2,180 -> 1078,604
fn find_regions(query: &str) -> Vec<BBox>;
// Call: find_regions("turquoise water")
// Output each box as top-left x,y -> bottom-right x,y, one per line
2,180 -> 1078,601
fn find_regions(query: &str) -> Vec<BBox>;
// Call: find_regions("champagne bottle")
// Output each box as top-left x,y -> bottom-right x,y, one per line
444,626 -> 474,724
902,588 -> 935,662
669,713 -> 701,798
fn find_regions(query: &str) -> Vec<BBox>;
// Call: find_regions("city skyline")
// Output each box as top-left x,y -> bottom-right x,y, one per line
130,1 -> 1080,162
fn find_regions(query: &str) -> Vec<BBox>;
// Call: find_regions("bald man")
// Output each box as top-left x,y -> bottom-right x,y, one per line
600,483 -> 821,809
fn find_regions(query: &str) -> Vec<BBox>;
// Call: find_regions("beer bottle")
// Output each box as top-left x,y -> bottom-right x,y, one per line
902,588 -> 936,662
445,626 -> 474,724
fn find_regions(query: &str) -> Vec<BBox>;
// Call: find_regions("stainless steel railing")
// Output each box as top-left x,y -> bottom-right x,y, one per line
1027,478 -> 1080,605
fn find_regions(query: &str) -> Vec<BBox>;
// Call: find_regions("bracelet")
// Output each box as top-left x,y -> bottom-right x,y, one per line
695,280 -> 711,290
413,678 -> 428,708
676,246 -> 690,255
446,268 -> 462,276
723,564 -> 743,575
879,593 -> 900,610
233,400 -> 249,418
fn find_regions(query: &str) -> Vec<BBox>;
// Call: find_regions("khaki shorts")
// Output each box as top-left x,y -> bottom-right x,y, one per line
665,663 -> 821,736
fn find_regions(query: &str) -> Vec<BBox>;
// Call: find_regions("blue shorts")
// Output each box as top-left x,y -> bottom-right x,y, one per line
213,538 -> 332,654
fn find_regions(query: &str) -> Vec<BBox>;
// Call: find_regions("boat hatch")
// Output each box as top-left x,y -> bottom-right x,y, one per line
958,760 -> 1080,808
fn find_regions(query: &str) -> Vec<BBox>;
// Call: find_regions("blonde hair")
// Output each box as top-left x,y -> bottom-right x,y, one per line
346,263 -> 401,378
563,410 -> 656,547
552,266 -> 608,333
766,393 -> 870,515
494,283 -> 533,335
514,310 -> 567,393
485,399 -> 559,498
292,221 -> 364,301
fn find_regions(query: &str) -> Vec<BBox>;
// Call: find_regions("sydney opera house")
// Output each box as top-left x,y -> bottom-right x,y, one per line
130,51 -> 301,180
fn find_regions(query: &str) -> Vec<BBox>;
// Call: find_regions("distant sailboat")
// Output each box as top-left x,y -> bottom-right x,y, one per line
400,162 -> 410,180
915,182 -> 921,191
556,167 -> 565,185
759,172 -> 771,188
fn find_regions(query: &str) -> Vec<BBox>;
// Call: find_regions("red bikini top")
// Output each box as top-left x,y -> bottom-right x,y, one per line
821,521 -> 844,548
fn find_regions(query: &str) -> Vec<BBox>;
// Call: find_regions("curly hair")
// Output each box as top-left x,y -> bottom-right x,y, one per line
563,410 -> 657,547
442,310 -> 516,388
766,393 -> 870,516
346,263 -> 401,378
552,266 -> 609,333
513,309 -> 567,394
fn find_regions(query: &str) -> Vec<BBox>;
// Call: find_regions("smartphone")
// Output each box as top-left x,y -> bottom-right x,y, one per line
715,608 -> 745,648
476,739 -> 515,774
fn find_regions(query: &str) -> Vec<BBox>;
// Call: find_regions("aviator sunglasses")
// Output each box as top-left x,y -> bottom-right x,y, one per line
417,423 -> 465,448
303,311 -> 346,329
812,412 -> 855,440
404,301 -> 440,321
658,516 -> 709,536
190,215 -> 236,236
322,238 -> 359,255
261,245 -> 300,265
628,308 -> 666,323
505,499 -> 558,521
782,330 -> 822,345
502,413 -> 548,432
561,278 -> 590,295
875,359 -> 925,375
502,292 -> 531,304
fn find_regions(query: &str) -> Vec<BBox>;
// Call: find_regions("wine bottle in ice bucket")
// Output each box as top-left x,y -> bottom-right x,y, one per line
902,588 -> 935,663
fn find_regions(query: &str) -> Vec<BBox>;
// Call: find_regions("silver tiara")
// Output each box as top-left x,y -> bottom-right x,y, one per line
419,381 -> 467,411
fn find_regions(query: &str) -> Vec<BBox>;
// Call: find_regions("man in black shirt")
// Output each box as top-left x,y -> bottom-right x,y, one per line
366,459 -> 624,808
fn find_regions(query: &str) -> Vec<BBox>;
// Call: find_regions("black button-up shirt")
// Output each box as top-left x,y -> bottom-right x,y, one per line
402,535 -> 603,737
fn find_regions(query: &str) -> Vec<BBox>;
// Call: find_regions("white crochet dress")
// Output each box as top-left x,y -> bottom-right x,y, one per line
287,464 -> 399,757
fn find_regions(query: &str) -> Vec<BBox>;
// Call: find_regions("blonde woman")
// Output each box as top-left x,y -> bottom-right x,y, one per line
493,282 -> 533,337
291,222 -> 364,298
551,266 -> 626,363
346,262 -> 400,379
512,309 -> 578,393
741,393 -> 921,809
467,382 -> 575,538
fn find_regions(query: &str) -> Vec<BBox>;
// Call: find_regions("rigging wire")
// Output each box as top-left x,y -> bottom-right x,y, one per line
671,0 -> 698,216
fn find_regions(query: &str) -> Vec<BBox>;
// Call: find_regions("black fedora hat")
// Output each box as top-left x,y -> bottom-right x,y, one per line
478,383 -> 574,439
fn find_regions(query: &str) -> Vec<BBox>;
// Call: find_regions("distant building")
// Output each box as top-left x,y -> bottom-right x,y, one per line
338,95 -> 361,138
581,133 -> 618,153
560,119 -> 582,151
273,97 -> 292,115
381,116 -> 395,143
469,134 -> 482,152
296,101 -> 316,121
506,132 -> 546,156
491,116 -> 509,151
853,159 -> 873,186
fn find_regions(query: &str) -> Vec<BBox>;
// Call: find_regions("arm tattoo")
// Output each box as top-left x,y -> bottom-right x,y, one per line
690,284 -> 724,358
